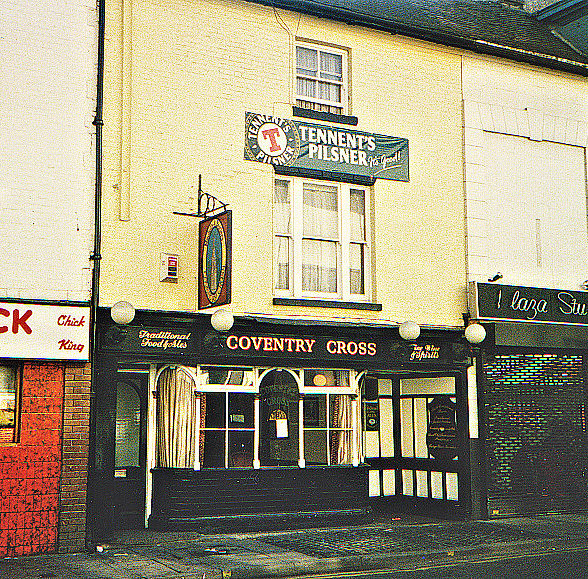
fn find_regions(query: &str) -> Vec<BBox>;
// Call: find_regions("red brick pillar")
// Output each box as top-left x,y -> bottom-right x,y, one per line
58,362 -> 91,553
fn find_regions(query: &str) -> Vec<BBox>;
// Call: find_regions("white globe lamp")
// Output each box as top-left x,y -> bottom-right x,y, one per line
399,321 -> 420,341
465,323 -> 486,344
110,301 -> 135,325
211,308 -> 234,332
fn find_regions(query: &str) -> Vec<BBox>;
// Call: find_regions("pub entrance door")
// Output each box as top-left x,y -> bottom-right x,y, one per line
363,372 -> 471,518
112,371 -> 148,528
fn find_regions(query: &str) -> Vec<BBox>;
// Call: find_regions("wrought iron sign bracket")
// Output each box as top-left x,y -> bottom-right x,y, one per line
174,175 -> 229,218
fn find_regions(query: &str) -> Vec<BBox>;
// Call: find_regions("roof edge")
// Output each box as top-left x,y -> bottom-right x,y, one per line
246,0 -> 588,76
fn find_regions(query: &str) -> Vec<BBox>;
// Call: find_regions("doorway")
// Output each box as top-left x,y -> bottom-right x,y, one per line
363,372 -> 470,517
112,373 -> 148,529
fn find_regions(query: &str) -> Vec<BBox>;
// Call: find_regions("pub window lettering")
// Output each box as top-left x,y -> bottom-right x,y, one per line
0,365 -> 21,444
296,42 -> 348,115
274,177 -> 371,301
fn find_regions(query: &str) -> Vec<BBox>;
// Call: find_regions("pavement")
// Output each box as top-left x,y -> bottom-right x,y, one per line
3,513 -> 588,579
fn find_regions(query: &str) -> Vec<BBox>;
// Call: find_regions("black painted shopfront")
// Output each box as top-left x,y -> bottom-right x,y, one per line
470,283 -> 588,518
87,307 -> 473,539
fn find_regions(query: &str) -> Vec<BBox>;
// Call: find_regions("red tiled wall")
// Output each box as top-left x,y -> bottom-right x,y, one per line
0,362 -> 64,557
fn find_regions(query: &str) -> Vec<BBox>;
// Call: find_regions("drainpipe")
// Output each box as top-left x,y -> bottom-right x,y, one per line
87,0 -> 105,549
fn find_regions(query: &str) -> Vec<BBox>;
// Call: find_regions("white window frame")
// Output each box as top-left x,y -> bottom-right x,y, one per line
274,176 -> 371,302
295,41 -> 349,115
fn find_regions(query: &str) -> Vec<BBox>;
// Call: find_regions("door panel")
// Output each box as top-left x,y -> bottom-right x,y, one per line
112,374 -> 147,529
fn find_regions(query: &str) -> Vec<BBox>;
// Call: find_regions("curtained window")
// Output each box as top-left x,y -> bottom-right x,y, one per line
302,370 -> 356,465
296,43 -> 346,114
154,365 -> 359,470
156,367 -> 198,468
274,177 -> 371,301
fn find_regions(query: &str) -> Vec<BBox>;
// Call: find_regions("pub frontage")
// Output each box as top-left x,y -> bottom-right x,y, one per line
87,306 -> 475,540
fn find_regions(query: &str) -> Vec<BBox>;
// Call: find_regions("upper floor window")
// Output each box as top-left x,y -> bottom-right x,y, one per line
0,364 -> 20,444
274,177 -> 370,301
296,42 -> 348,115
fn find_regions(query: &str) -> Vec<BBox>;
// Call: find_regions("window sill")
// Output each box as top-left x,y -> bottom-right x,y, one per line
292,106 -> 358,126
273,298 -> 382,311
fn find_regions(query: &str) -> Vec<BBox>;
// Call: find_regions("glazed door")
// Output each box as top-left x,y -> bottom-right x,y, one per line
364,372 -> 470,517
112,373 -> 148,528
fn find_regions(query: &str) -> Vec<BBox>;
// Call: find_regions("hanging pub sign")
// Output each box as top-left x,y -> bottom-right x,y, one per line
470,282 -> 588,325
198,211 -> 232,309
426,395 -> 458,460
244,112 -> 409,181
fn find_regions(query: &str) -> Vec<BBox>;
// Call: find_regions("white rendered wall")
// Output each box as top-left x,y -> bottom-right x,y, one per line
463,57 -> 588,291
0,0 -> 96,302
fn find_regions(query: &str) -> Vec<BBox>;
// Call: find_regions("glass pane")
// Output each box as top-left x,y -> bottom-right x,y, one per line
202,431 -> 225,468
302,239 -> 337,293
303,395 -> 326,427
274,236 -> 290,290
203,392 -> 225,428
229,432 -> 254,467
330,394 -> 352,428
319,51 -> 342,81
304,430 -> 327,465
401,376 -> 456,395
304,370 -> 337,388
228,393 -> 254,428
318,80 -> 341,103
303,183 -> 338,239
0,366 -> 16,429
331,430 -> 353,464
201,367 -> 254,388
400,398 -> 414,457
297,77 -> 316,99
296,46 -> 318,77
274,180 -> 291,234
115,383 -> 140,468
350,243 -> 364,295
350,189 -> 366,240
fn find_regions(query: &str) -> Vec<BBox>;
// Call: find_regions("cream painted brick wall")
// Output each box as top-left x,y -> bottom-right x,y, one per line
0,0 -> 96,302
463,56 -> 588,291
101,0 -> 467,326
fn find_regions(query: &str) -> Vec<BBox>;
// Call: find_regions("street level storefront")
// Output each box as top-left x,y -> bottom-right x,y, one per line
0,300 -> 91,556
469,283 -> 588,518
88,307 -> 473,539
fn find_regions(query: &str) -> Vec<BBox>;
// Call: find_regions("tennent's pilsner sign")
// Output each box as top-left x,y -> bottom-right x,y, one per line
244,112 -> 409,181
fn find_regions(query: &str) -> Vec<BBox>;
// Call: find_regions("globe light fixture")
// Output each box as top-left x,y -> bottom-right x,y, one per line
110,301 -> 135,325
211,308 -> 234,332
399,321 -> 420,341
465,322 -> 486,344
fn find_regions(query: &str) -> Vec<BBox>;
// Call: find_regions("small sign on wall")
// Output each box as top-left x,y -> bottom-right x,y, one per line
198,211 -> 232,309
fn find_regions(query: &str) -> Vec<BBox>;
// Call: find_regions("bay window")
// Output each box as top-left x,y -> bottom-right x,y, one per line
274,177 -> 370,301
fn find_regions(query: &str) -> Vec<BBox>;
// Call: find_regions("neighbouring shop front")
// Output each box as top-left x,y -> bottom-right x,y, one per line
470,282 -> 588,518
88,307 -> 473,540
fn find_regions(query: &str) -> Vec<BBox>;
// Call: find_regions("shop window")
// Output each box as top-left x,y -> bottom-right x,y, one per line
0,364 -> 20,444
274,177 -> 370,301
296,42 -> 348,115
199,367 -> 255,468
156,367 -> 198,468
200,392 -> 255,468
303,393 -> 354,465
